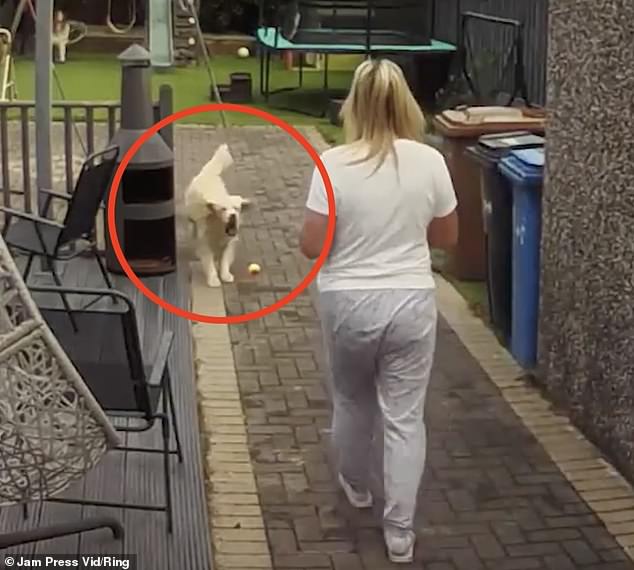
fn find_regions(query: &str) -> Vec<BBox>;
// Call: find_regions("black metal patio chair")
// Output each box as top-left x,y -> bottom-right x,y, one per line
28,285 -> 184,534
0,231 -> 124,549
0,146 -> 119,332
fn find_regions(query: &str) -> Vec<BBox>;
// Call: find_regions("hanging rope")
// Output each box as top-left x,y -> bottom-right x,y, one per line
9,0 -> 27,37
106,0 -> 137,35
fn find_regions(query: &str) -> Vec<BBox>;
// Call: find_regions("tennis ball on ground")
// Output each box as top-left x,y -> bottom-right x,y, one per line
248,263 -> 261,275
237,46 -> 250,58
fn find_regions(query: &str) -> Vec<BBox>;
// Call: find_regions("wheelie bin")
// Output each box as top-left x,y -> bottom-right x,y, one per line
466,132 -> 545,346
498,148 -> 546,370
432,106 -> 546,280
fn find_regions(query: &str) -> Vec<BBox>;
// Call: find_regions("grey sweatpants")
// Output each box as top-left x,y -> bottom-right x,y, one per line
319,288 -> 437,532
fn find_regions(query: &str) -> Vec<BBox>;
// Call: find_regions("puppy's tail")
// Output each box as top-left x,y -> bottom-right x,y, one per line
201,144 -> 234,177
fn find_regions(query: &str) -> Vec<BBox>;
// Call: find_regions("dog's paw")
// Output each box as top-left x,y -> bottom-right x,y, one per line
207,274 -> 222,288
220,271 -> 235,283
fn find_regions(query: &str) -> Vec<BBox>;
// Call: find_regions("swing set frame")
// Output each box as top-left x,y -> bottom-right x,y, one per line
0,27 -> 18,100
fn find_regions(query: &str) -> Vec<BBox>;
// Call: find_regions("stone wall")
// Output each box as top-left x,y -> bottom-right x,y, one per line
539,0 -> 634,478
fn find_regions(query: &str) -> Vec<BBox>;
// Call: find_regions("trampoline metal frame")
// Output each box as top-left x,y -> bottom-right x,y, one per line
257,0 -> 455,118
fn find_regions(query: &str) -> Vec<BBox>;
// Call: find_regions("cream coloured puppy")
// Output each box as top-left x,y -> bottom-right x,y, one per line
184,143 -> 251,287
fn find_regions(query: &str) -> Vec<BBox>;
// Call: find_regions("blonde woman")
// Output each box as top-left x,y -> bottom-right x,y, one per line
300,58 -> 458,563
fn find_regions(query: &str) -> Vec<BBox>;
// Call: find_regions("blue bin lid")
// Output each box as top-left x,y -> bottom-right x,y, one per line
498,147 -> 545,188
511,148 -> 545,167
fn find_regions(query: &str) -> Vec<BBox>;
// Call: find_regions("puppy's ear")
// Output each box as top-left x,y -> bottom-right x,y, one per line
206,202 -> 219,218
230,195 -> 252,210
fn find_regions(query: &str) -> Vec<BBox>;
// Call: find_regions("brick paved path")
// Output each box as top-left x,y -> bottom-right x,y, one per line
189,126 -> 633,569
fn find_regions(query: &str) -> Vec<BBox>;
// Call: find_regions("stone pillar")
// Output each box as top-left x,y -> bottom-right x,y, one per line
539,0 -> 634,477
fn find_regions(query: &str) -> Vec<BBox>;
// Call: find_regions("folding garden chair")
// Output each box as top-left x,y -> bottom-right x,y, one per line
28,285 -> 184,534
460,12 -> 530,106
437,11 -> 531,109
0,146 -> 119,332
0,233 -> 123,549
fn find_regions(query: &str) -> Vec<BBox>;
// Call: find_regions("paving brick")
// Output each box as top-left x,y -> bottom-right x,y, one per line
601,549 -> 630,562
543,553 -> 576,570
610,522 -> 634,535
492,522 -> 526,546
331,553 -> 364,570
601,511 -> 634,524
296,426 -> 320,443
273,554 -> 331,568
487,559 -> 542,570
526,528 -> 581,542
215,528 -> 268,542
562,539 -> 600,564
450,548 -> 485,569
269,529 -> 299,554
215,540 -> 271,555
299,542 -> 354,554
506,542 -> 562,557
213,515 -> 266,529
591,498 -> 634,512
427,564 -> 457,570
583,526 -> 628,550
294,517 -> 324,542
215,554 -> 272,569
471,534 -> 505,559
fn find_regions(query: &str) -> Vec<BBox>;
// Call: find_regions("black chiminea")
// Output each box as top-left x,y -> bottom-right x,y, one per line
105,44 -> 176,276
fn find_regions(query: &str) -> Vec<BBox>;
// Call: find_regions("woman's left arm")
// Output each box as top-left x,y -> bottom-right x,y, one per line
300,209 -> 329,259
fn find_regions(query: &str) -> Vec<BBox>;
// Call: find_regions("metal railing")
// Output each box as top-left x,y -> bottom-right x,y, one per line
0,90 -> 172,215
0,100 -> 119,213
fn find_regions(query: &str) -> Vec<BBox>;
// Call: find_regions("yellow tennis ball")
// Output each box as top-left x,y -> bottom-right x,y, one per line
248,263 -> 261,275
237,46 -> 250,58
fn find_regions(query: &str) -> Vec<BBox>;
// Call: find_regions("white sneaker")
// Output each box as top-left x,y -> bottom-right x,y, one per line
385,529 -> 416,564
338,473 -> 373,508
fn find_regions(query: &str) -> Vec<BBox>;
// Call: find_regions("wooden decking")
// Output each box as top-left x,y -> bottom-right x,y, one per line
0,257 -> 213,569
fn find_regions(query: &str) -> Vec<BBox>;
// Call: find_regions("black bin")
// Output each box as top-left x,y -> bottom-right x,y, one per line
466,131 -> 545,345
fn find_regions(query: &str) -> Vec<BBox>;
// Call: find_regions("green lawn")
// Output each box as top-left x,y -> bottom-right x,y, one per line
13,52 -> 347,143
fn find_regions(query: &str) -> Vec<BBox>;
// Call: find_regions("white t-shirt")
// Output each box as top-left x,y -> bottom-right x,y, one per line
305,138 -> 457,292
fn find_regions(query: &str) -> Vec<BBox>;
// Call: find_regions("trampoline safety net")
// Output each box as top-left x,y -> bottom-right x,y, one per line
265,0 -> 434,51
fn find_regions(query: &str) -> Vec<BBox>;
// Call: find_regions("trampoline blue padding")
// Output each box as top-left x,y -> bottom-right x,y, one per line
256,27 -> 456,54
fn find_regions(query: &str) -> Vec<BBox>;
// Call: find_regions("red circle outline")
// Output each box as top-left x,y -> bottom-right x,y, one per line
106,103 -> 335,325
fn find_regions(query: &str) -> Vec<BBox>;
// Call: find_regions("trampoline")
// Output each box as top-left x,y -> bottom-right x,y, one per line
256,0 -> 457,116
